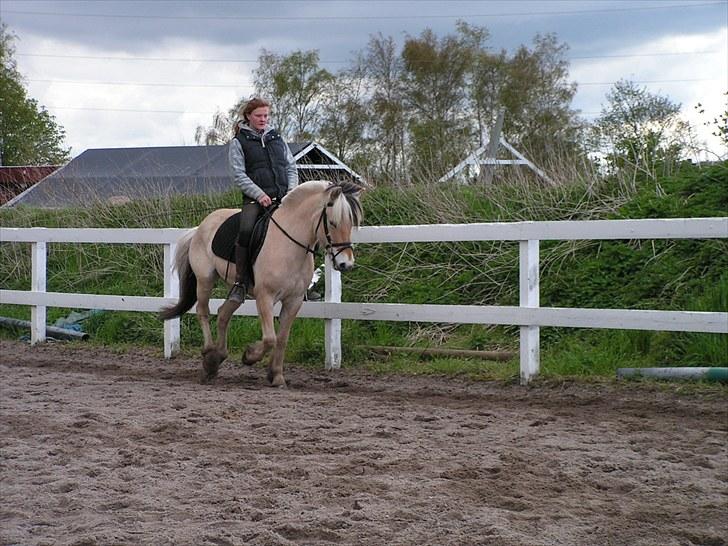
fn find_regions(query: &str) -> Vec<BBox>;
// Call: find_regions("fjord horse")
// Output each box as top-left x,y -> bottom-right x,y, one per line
159,180 -> 362,387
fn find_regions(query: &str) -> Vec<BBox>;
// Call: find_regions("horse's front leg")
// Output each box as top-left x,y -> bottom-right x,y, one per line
241,296 -> 275,367
266,296 -> 304,388
241,294 -> 280,384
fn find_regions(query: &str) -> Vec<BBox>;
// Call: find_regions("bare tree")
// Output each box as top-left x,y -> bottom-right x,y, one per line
499,34 -> 581,161
195,110 -> 233,145
254,49 -> 332,141
592,79 -> 686,176
361,33 -> 408,182
318,60 -> 368,164
400,26 -> 477,180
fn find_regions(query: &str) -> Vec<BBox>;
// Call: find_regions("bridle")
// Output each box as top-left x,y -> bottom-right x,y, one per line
266,202 -> 353,263
318,203 -> 354,260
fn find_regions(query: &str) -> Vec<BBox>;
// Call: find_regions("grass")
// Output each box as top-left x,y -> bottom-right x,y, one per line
1,161 -> 726,382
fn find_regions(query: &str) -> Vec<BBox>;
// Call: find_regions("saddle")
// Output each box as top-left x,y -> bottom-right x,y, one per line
211,209 -> 273,284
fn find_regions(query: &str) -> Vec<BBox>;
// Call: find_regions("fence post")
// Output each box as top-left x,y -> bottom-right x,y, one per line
519,239 -> 540,384
324,254 -> 342,369
30,241 -> 47,345
163,242 -> 180,358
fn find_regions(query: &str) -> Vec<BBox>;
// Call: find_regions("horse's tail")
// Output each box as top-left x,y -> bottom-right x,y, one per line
158,229 -> 198,321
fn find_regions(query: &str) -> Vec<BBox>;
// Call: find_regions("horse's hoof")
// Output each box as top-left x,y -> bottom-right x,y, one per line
205,349 -> 227,364
241,349 -> 256,366
202,350 -> 225,381
198,368 -> 217,384
267,370 -> 287,388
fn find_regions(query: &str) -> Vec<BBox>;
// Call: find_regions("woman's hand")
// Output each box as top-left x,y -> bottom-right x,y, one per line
257,195 -> 272,207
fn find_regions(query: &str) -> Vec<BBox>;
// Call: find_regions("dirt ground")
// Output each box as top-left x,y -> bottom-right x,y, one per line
1,339 -> 726,546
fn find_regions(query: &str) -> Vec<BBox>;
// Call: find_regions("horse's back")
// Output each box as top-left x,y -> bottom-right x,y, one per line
191,208 -> 238,256
196,208 -> 237,238
201,208 -> 239,227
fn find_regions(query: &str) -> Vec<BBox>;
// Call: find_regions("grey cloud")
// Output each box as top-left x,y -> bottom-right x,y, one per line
3,0 -> 723,62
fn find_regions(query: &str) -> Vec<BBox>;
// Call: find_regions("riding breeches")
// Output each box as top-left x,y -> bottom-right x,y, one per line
237,200 -> 263,248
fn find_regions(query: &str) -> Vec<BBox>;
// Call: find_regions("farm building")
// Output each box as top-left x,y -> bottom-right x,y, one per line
0,165 -> 60,206
3,142 -> 363,208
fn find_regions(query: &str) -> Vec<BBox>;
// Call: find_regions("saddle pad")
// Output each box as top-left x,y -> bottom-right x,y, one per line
211,212 -> 240,263
211,211 -> 271,280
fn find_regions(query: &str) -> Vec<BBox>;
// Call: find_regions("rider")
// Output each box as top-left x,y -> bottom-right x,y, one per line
227,97 -> 299,302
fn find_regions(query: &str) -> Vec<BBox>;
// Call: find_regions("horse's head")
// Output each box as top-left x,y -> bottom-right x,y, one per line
319,181 -> 363,272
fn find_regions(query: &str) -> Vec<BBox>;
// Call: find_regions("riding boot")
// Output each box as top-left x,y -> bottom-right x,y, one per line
228,243 -> 250,303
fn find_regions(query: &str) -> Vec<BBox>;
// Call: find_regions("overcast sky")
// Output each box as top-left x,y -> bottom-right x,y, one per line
2,0 -> 726,159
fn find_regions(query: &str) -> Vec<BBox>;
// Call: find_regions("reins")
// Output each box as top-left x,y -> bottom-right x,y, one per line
265,204 -> 317,255
264,202 -> 353,260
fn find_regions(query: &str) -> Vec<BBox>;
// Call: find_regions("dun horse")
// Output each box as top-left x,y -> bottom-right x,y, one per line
159,180 -> 363,387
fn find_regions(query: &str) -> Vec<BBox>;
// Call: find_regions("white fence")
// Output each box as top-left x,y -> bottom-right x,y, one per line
2,217 -> 727,384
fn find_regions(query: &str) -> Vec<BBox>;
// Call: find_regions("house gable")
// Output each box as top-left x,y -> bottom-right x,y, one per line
291,142 -> 363,183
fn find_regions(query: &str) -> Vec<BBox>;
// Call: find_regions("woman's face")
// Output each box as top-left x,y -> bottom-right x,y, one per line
247,106 -> 270,132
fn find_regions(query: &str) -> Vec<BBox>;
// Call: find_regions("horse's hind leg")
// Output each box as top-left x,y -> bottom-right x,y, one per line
195,276 -> 215,351
266,297 -> 303,388
196,272 -> 227,383
205,296 -> 242,378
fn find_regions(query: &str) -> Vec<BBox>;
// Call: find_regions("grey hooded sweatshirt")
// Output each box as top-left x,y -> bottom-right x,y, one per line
228,123 -> 299,201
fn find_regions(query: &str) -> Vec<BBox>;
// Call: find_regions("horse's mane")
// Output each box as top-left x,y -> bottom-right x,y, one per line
327,180 -> 363,228
282,180 -> 363,227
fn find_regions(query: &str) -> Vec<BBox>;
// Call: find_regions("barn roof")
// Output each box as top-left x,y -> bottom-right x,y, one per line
4,142 -> 362,208
0,165 -> 60,205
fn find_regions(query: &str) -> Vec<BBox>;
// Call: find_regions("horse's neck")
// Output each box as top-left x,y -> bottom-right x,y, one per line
275,195 -> 321,247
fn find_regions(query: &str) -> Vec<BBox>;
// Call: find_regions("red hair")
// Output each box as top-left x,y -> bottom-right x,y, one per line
235,97 -> 271,135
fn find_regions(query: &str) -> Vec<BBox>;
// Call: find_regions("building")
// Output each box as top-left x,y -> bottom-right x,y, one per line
4,142 -> 363,208
0,165 -> 60,205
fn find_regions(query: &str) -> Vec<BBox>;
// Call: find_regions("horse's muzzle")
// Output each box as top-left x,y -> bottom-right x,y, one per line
334,261 -> 354,273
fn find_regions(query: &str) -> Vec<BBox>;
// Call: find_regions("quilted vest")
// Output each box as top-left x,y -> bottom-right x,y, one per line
235,129 -> 289,200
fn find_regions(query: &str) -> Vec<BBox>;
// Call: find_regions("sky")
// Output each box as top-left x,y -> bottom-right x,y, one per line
2,0 -> 727,160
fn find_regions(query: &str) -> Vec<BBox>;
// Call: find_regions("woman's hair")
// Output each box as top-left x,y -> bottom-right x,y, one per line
234,97 -> 271,135
242,97 -> 270,121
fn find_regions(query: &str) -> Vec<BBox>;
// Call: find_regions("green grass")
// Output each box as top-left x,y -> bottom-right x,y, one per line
1,161 -> 726,381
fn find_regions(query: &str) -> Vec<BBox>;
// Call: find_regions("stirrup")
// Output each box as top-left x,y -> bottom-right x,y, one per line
228,282 -> 247,303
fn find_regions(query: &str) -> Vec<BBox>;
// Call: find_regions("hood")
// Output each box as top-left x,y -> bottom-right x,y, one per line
237,121 -> 274,138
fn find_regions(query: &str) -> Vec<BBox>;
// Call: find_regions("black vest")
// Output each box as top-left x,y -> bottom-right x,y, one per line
235,129 -> 289,200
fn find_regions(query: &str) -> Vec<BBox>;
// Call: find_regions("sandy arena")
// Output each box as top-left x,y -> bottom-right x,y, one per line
1,339 -> 726,546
